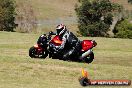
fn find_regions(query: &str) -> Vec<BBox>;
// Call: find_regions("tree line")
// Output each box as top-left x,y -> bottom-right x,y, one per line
0,0 -> 37,33
0,0 -> 132,38
75,0 -> 132,38
0,0 -> 16,32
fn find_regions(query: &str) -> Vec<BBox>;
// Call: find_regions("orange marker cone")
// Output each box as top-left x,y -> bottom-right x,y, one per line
81,68 -> 88,78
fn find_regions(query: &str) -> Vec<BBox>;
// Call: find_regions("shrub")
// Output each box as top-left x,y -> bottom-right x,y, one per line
128,0 -> 132,4
75,0 -> 121,37
0,0 -> 16,31
113,19 -> 132,39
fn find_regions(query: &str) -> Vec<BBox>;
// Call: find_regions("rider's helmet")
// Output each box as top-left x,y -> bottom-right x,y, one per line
56,24 -> 67,35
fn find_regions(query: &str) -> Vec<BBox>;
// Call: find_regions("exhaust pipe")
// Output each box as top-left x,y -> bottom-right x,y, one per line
79,49 -> 93,60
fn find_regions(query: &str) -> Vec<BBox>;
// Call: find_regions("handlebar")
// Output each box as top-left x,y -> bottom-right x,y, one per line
42,31 -> 56,41
49,31 -> 56,35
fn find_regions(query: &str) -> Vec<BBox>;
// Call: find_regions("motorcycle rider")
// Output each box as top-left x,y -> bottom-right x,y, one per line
36,24 -> 95,62
52,24 -> 81,60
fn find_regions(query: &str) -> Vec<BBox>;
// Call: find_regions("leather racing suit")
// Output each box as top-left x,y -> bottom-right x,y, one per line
55,30 -> 81,60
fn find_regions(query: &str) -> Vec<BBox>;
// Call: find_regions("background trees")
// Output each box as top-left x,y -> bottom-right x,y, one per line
15,0 -> 37,33
128,0 -> 132,4
113,19 -> 132,39
0,0 -> 37,33
75,0 -> 121,37
0,0 -> 16,32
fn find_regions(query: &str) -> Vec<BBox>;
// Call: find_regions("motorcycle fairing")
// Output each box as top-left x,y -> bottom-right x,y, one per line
34,44 -> 39,48
33,44 -> 43,54
81,40 -> 93,51
34,44 -> 43,50
50,35 -> 63,46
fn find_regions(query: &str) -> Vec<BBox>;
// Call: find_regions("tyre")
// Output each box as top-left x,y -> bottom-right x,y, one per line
79,77 -> 90,86
29,46 -> 48,58
29,46 -> 37,58
40,49 -> 48,58
84,52 -> 94,63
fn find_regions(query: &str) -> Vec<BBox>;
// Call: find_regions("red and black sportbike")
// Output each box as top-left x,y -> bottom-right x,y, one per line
29,32 -> 97,63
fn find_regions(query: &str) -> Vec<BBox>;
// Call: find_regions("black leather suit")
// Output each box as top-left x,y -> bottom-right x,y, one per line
56,30 -> 81,60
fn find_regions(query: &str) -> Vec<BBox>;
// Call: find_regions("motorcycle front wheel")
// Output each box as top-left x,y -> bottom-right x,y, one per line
29,46 -> 48,58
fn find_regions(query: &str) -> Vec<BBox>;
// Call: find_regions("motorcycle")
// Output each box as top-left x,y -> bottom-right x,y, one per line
29,32 -> 97,63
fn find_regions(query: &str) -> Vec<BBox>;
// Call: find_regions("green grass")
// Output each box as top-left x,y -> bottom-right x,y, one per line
0,31 -> 132,88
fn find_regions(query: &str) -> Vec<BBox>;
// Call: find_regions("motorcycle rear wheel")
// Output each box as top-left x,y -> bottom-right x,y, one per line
84,52 -> 94,63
